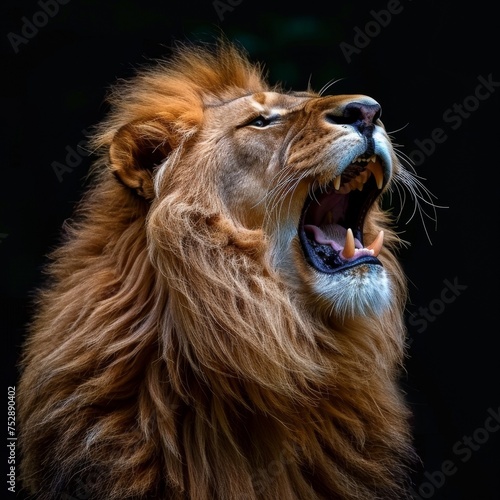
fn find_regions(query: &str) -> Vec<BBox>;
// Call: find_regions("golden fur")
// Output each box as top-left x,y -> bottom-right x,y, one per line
18,40 -> 416,499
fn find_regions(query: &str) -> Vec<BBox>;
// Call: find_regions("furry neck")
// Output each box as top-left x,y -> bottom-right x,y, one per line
19,176 -> 414,499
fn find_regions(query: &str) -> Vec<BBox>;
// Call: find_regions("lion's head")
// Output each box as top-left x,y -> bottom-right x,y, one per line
19,40 -> 416,500
105,43 -> 405,320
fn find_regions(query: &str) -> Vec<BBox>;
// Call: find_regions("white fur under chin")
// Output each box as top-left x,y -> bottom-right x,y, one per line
270,230 -> 392,320
314,264 -> 391,319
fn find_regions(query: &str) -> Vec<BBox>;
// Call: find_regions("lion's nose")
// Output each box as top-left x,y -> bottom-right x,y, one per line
325,101 -> 381,137
343,102 -> 381,130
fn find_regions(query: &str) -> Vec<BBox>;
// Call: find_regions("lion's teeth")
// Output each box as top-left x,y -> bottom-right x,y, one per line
366,230 -> 384,257
352,154 -> 377,164
335,157 -> 383,191
341,228 -> 355,258
366,162 -> 383,189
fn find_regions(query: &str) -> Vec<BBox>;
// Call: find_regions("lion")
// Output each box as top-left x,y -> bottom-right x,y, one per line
18,40 -> 419,499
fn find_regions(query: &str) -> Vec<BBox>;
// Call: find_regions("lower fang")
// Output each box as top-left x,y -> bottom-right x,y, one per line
341,228 -> 355,258
366,230 -> 384,257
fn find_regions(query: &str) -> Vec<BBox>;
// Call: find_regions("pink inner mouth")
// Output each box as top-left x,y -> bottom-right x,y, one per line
304,224 -> 383,260
299,155 -> 386,273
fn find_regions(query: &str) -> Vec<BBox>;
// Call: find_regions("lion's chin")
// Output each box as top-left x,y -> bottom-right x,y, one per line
311,263 -> 391,319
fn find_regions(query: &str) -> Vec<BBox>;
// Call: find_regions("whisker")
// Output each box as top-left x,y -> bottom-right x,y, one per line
257,170 -> 296,224
252,166 -> 293,209
318,78 -> 345,97
263,170 -> 297,213
260,165 -> 311,238
386,122 -> 410,135
389,151 -> 448,244
272,170 -> 306,220
394,149 -> 419,175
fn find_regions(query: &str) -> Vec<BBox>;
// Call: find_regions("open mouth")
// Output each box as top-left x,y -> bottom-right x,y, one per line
299,154 -> 386,274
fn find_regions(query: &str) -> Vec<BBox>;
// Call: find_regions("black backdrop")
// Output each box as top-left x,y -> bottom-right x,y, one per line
3,1 -> 499,499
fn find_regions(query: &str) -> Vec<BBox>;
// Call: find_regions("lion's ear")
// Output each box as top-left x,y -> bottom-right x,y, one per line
109,120 -> 173,199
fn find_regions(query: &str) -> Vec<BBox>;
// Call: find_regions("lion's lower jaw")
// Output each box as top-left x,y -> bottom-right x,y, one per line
281,254 -> 392,319
312,264 -> 392,318
272,235 -> 392,319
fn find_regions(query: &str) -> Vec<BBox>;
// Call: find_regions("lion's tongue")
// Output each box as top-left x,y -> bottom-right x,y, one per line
304,224 -> 384,260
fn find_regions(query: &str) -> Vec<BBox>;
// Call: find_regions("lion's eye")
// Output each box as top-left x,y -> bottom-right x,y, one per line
246,115 -> 275,128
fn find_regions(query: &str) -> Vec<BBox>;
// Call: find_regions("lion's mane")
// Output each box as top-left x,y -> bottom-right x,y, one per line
18,41 -> 415,499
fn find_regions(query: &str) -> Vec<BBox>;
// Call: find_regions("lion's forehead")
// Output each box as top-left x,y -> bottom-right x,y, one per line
247,91 -> 311,111
207,91 -> 310,117
209,91 -> 379,118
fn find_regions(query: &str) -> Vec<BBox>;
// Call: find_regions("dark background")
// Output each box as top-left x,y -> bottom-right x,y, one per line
2,1 -> 499,499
